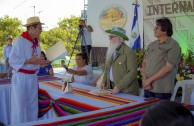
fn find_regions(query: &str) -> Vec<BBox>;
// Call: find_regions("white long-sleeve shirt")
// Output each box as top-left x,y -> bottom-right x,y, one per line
9,36 -> 41,72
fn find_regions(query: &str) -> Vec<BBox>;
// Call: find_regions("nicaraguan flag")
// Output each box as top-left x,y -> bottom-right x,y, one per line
129,3 -> 141,50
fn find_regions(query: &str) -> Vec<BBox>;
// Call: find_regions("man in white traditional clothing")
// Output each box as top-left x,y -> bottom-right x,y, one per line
9,16 -> 48,124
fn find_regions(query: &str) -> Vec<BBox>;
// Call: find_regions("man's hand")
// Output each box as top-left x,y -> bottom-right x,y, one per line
25,55 -> 45,65
100,83 -> 105,89
112,86 -> 119,94
142,78 -> 153,90
142,79 -> 152,88
87,25 -> 93,32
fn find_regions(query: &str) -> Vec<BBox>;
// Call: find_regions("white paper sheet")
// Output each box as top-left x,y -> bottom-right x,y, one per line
45,41 -> 67,61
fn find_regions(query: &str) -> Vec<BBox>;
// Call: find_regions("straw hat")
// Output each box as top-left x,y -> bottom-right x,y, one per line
106,26 -> 129,41
79,18 -> 85,21
7,35 -> 13,40
23,16 -> 44,27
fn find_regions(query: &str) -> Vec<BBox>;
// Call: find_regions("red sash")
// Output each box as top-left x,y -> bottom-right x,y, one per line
18,69 -> 36,74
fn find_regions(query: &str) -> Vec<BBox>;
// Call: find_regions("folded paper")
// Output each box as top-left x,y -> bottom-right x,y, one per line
89,89 -> 112,96
46,41 -> 67,61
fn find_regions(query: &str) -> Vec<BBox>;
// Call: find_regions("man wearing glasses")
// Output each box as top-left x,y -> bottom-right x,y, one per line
141,17 -> 181,100
100,26 -> 139,95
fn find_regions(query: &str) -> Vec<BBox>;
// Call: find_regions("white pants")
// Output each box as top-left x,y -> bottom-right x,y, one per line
11,72 -> 38,124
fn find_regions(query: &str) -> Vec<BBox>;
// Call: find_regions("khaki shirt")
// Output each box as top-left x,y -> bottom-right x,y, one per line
145,37 -> 181,93
102,43 -> 139,95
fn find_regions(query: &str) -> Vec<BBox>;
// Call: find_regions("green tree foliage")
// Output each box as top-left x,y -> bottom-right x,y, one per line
40,27 -> 66,50
40,15 -> 81,56
0,15 -> 23,61
0,15 -> 81,63
57,15 -> 81,56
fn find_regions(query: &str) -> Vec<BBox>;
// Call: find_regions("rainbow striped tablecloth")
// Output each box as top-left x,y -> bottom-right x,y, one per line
38,88 -> 101,118
40,81 -> 136,106
35,99 -> 159,126
0,75 -> 61,85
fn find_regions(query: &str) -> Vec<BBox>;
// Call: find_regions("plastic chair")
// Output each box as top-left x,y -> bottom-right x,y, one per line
171,80 -> 194,104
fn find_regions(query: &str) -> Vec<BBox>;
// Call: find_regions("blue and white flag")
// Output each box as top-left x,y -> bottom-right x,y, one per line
129,3 -> 141,50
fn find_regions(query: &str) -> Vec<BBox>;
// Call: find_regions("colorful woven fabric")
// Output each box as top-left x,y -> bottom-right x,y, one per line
40,81 -> 136,105
0,75 -> 61,85
35,99 -> 159,126
38,89 -> 101,118
0,78 -> 11,85
37,76 -> 62,82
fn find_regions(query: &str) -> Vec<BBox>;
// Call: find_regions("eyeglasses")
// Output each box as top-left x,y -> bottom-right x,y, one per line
37,26 -> 42,30
109,35 -> 117,39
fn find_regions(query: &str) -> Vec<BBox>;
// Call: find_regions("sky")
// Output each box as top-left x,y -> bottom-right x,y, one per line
0,0 -> 85,29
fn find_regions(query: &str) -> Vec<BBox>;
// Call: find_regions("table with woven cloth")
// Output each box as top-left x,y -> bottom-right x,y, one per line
0,76 -> 62,125
37,80 -> 144,120
0,77 -> 143,125
7,79 -> 163,126
13,99 -> 160,126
